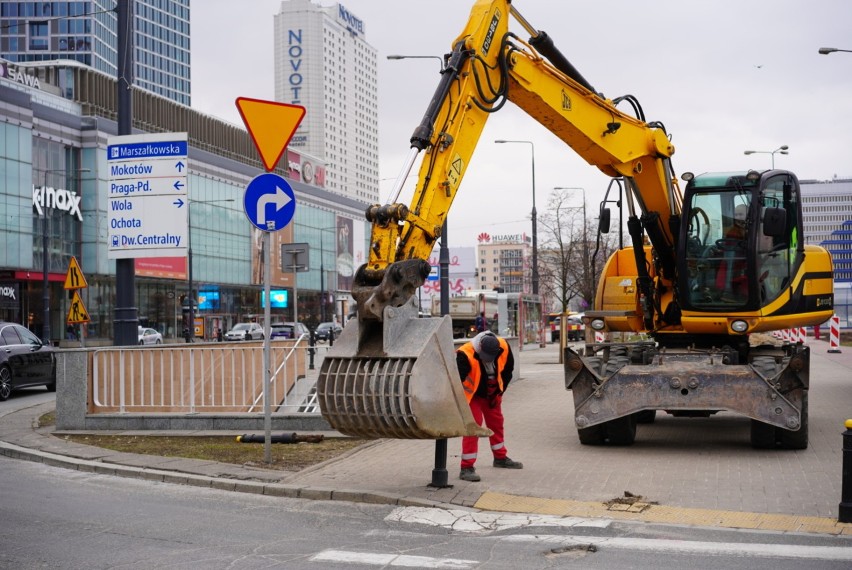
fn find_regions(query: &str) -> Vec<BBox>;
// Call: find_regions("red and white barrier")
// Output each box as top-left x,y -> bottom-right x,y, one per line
828,315 -> 842,354
594,331 -> 606,343
798,327 -> 807,344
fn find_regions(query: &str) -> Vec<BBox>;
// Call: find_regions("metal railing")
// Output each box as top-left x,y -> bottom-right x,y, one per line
90,338 -> 330,414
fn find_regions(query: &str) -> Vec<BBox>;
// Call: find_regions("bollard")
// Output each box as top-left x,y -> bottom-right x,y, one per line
840,419 -> 852,523
828,315 -> 842,354
308,330 -> 316,370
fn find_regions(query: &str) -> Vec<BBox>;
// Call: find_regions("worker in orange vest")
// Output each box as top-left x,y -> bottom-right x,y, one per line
456,331 -> 523,482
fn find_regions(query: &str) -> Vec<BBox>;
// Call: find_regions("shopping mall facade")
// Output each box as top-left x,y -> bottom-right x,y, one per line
0,59 -> 369,343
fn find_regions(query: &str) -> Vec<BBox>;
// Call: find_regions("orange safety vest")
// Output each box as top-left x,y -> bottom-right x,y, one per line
458,337 -> 509,403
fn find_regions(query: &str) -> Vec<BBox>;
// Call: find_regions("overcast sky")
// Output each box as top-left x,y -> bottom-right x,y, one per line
192,0 -> 852,247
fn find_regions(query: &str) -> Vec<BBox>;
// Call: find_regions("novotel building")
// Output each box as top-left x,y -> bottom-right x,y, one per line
274,1 -> 379,204
0,58 -> 370,343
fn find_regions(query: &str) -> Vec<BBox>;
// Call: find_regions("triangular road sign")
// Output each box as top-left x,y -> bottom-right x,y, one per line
66,290 -> 90,324
64,256 -> 88,290
235,97 -> 306,172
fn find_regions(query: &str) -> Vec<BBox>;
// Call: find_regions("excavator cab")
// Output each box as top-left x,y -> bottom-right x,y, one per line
678,170 -> 832,329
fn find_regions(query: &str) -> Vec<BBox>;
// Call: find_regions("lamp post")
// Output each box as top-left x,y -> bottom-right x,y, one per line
744,145 -> 789,169
494,139 -> 538,295
387,54 -> 446,71
388,52 -> 451,490
187,198 -> 234,342
819,47 -> 852,55
39,167 -> 89,344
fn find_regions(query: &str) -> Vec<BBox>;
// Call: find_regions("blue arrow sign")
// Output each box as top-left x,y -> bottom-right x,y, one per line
243,173 -> 296,232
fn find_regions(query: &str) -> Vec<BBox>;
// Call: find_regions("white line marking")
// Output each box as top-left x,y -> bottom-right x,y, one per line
310,550 -> 478,568
504,535 -> 852,561
385,506 -> 610,534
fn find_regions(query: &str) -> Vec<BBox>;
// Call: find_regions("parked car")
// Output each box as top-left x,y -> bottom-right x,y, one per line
0,321 -> 57,401
270,322 -> 310,340
224,322 -> 264,341
314,322 -> 343,342
137,327 -> 163,345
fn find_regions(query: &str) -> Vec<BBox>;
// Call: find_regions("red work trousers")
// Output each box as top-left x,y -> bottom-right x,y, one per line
460,395 -> 508,469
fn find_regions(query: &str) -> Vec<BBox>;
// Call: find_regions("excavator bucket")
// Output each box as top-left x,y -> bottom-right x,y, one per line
317,299 -> 491,439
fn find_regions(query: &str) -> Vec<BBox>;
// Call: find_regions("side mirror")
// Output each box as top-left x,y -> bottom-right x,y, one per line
598,208 -> 611,234
762,207 -> 786,237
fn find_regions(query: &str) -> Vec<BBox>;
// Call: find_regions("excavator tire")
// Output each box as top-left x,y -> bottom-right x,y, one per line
577,415 -> 637,446
634,410 -> 657,424
750,391 -> 808,450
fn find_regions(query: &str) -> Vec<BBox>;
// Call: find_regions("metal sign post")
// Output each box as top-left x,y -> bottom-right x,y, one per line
262,231 -> 272,463
242,172 -> 298,463
236,95 -> 305,464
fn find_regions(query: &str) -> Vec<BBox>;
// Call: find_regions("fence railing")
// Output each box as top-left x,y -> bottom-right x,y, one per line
90,339 -> 329,414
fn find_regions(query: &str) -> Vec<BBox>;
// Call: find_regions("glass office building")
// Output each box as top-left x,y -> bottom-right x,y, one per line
0,59 -> 368,343
0,0 -> 191,105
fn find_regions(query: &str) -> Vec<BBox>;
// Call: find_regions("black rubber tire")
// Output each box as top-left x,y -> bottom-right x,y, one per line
635,410 -> 657,424
0,365 -> 12,401
777,391 -> 808,450
577,416 -> 637,446
603,415 -> 637,446
750,419 -> 777,449
584,356 -> 603,376
577,423 -> 606,445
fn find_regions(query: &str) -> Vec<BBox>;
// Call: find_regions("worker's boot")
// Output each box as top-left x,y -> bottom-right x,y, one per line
459,467 -> 481,482
493,457 -> 523,469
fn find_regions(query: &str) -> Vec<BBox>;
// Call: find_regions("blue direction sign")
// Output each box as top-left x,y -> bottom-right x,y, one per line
243,173 -> 296,232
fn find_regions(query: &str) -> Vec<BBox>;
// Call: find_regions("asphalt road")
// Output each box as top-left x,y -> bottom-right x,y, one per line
2,455 -> 851,569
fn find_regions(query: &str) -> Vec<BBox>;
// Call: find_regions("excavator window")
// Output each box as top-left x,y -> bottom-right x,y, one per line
683,190 -> 754,310
757,175 -> 798,302
681,173 -> 803,311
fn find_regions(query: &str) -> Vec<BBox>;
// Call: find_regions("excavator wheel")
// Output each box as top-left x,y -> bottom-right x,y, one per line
577,415 -> 637,446
749,391 -> 808,450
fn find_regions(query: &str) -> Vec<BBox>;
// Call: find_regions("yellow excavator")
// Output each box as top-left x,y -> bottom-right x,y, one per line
317,0 -> 834,448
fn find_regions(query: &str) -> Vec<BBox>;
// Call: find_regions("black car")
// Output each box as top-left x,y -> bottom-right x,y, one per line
0,322 -> 57,401
314,322 -> 343,342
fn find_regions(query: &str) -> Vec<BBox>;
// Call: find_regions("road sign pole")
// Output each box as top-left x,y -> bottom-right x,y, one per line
263,231 -> 272,464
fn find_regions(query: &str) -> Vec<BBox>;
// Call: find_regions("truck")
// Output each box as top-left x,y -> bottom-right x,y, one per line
430,296 -> 480,339
316,0 -> 833,448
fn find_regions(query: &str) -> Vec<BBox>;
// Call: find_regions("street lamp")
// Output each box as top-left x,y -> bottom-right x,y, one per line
39,167 -> 89,344
743,145 -> 789,169
494,139 -> 539,295
387,54 -> 446,71
187,198 -> 234,342
819,47 -> 852,55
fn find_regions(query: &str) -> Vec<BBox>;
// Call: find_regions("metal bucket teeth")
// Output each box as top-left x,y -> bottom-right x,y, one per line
317,302 -> 490,439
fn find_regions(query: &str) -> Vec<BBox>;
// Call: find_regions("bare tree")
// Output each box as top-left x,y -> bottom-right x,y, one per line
539,188 -> 620,313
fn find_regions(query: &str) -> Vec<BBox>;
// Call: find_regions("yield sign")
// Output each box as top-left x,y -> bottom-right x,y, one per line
235,97 -> 306,172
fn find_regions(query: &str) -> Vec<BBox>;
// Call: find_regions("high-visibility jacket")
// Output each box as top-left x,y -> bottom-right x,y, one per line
457,336 -> 510,404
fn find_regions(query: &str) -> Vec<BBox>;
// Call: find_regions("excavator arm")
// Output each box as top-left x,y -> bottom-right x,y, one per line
355,0 -> 681,322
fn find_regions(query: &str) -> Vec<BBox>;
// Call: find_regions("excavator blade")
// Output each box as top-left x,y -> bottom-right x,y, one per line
317,300 -> 490,439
